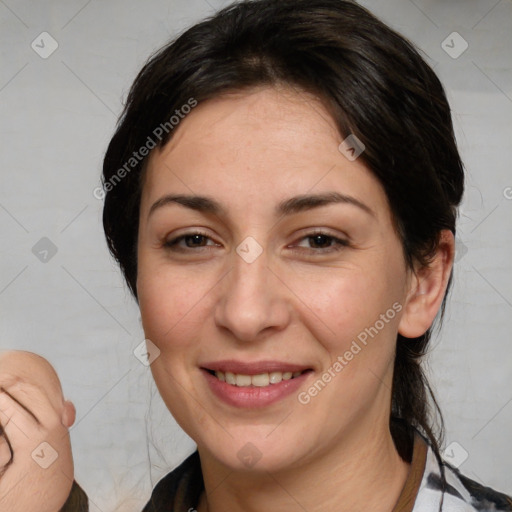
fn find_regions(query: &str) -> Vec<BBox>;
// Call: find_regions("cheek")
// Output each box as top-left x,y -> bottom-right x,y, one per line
137,267 -> 199,346
296,268 -> 394,330
137,266 -> 215,425
287,259 -> 405,362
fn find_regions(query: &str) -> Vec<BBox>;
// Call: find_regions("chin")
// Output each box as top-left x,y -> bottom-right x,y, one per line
198,428 -> 309,474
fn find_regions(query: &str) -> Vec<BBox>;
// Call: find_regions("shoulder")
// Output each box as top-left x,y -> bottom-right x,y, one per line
438,463 -> 512,512
141,451 -> 203,512
415,437 -> 512,512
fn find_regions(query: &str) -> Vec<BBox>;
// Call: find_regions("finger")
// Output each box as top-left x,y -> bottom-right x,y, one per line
0,352 -> 67,425
0,384 -> 40,423
0,378 -> 62,430
0,390 -> 39,449
0,424 -> 13,474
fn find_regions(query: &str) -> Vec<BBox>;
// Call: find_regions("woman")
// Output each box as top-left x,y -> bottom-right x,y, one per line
1,0 -> 510,510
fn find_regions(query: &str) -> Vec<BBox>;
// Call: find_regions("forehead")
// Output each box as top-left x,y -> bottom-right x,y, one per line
141,86 -> 387,217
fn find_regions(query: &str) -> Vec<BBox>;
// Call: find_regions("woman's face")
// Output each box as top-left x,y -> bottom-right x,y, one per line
136,86 -> 414,472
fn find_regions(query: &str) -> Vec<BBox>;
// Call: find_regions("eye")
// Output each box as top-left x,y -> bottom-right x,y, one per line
164,231 -> 220,251
293,231 -> 349,253
163,230 -> 348,254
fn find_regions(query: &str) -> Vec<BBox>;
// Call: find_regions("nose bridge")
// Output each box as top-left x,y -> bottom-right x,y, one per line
214,236 -> 290,341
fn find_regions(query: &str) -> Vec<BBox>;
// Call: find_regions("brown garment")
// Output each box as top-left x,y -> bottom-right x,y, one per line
392,430 -> 428,512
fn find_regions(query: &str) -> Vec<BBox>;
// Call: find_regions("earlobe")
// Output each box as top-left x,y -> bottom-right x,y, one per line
398,230 -> 455,339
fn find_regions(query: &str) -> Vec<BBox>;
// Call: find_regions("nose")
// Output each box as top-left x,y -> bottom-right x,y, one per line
214,241 -> 291,342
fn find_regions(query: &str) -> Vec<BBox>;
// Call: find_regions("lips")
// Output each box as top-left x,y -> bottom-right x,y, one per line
200,359 -> 313,396
201,362 -> 313,408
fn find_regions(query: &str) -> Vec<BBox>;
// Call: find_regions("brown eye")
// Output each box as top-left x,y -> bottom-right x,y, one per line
308,234 -> 333,249
293,231 -> 349,253
182,234 -> 208,247
164,231 -> 219,251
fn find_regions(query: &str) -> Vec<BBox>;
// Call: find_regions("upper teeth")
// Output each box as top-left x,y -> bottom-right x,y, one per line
215,370 -> 303,387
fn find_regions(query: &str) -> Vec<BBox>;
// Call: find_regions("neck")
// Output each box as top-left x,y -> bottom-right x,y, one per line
196,421 -> 411,512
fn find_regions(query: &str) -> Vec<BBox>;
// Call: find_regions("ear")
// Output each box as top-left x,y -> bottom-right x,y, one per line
398,230 -> 455,338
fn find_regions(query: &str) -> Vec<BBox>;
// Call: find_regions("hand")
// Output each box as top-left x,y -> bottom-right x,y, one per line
0,351 -> 76,512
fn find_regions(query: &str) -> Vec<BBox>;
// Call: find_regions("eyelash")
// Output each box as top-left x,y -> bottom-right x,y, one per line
163,230 -> 349,254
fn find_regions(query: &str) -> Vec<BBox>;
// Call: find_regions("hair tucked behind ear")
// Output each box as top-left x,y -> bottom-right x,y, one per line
102,0 -> 464,469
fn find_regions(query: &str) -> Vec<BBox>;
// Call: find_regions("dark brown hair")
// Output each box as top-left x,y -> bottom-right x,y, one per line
60,481 -> 89,512
102,0 -> 464,467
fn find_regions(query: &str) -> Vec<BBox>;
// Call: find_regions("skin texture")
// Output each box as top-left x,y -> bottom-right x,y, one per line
0,86 -> 454,511
0,350 -> 75,512
137,86 -> 455,512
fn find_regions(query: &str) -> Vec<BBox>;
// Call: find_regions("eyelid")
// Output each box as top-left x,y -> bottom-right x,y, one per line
163,228 -> 350,255
163,229 -> 221,250
292,227 -> 350,241
289,229 -> 350,252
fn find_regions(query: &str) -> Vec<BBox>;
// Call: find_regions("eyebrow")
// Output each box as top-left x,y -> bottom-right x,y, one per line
148,191 -> 375,219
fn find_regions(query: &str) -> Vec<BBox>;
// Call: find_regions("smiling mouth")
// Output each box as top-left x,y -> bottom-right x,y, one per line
205,369 -> 312,387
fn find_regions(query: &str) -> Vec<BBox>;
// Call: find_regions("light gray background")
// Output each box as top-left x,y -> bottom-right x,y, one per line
0,0 -> 511,510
